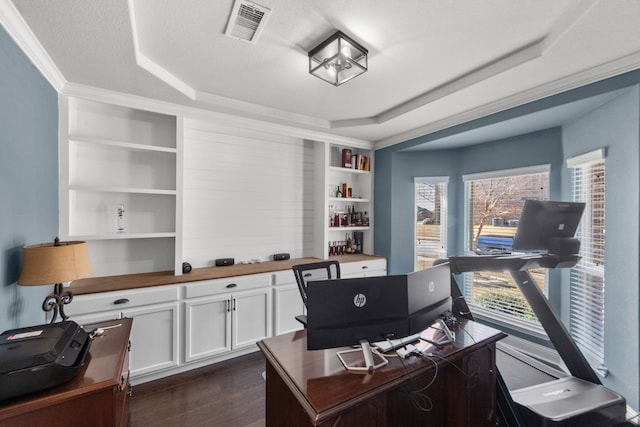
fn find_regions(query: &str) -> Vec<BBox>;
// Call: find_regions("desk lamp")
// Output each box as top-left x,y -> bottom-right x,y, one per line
18,237 -> 93,323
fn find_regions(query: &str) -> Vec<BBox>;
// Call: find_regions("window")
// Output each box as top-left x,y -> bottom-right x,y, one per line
415,177 -> 448,270
463,166 -> 549,328
567,149 -> 606,364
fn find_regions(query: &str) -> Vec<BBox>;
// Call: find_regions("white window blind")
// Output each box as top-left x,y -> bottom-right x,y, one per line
568,150 -> 606,364
415,177 -> 448,270
463,166 -> 549,329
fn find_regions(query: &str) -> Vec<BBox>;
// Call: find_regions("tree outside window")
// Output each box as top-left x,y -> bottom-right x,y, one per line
415,178 -> 447,270
463,167 -> 549,326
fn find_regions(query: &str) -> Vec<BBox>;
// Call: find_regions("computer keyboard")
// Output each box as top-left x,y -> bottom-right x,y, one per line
372,333 -> 421,353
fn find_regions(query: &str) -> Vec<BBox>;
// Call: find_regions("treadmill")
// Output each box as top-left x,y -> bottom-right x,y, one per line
446,200 -> 626,427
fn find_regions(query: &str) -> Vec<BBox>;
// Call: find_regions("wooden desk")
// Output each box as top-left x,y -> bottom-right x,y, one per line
258,319 -> 507,427
0,318 -> 132,427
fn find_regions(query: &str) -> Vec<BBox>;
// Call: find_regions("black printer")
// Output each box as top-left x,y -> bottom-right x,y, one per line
0,320 -> 91,401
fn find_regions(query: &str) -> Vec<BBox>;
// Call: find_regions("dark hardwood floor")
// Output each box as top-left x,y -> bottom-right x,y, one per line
129,352 -> 266,427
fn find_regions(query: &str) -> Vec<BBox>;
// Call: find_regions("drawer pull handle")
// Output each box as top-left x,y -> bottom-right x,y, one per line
361,266 -> 368,269
303,273 -> 312,278
226,283 -> 237,289
114,298 -> 130,305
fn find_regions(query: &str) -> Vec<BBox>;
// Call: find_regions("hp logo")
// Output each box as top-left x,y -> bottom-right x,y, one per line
353,293 -> 367,308
428,280 -> 435,293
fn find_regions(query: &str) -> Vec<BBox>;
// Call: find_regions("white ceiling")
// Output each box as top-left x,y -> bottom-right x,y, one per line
3,0 -> 640,149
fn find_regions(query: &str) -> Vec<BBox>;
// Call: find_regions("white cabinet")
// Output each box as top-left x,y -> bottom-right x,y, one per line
123,303 -> 180,377
313,141 -> 374,259
183,274 -> 272,363
232,288 -> 272,348
272,270 -> 305,336
341,258 -> 387,278
66,257 -> 384,384
59,96 -> 181,277
66,285 -> 180,380
184,293 -> 231,361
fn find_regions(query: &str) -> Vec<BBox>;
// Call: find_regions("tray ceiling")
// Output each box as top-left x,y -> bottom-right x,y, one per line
3,0 -> 640,148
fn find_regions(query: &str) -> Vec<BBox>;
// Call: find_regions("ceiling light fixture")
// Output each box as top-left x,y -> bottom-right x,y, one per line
308,31 -> 368,86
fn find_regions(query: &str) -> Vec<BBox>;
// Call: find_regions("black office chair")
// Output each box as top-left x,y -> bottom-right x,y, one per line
292,260 -> 341,327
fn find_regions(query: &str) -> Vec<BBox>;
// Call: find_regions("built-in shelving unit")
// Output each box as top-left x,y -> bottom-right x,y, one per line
59,96 -> 180,277
314,141 -> 374,259
59,91 -> 374,278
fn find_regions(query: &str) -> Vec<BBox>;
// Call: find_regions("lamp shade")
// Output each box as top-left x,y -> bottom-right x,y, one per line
309,31 -> 368,86
18,240 -> 93,286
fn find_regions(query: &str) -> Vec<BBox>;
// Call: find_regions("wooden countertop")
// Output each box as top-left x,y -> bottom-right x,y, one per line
69,254 -> 385,295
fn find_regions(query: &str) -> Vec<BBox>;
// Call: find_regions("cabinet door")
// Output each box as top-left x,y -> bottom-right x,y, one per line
232,288 -> 272,349
273,283 -> 305,336
71,303 -> 179,379
123,302 -> 179,377
184,294 -> 232,362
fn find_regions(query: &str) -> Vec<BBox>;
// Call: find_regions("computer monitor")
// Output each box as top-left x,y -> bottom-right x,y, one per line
306,274 -> 409,351
512,200 -> 585,256
407,263 -> 454,333
305,263 -> 452,373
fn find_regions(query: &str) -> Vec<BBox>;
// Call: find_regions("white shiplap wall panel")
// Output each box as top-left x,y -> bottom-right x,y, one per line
182,118 -> 314,267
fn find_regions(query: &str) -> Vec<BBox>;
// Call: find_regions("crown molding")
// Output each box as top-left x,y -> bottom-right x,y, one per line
374,50 -> 640,150
62,82 -> 373,148
0,0 -> 66,92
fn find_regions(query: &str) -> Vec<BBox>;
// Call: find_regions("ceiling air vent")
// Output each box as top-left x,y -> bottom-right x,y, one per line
224,0 -> 271,43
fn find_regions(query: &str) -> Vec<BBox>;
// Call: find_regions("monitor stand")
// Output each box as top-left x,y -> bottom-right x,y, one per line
425,318 -> 455,346
337,340 -> 388,374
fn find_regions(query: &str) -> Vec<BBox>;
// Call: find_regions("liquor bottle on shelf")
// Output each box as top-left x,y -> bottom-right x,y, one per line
329,204 -> 335,227
117,203 -> 125,232
354,231 -> 363,253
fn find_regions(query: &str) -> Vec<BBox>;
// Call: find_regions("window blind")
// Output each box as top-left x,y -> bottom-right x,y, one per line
568,151 -> 606,364
415,177 -> 448,270
463,167 -> 549,328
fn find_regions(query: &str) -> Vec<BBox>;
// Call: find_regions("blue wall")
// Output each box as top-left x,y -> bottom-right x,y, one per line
374,74 -> 640,409
375,128 -> 563,275
0,26 -> 58,332
561,86 -> 640,408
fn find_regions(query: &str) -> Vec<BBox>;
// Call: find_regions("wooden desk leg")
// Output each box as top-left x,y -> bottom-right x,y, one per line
265,360 -> 313,426
449,344 -> 498,427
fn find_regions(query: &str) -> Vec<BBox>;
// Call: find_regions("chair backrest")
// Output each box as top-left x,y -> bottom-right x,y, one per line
292,260 -> 341,307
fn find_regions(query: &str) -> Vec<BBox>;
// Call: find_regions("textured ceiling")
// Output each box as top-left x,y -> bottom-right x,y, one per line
5,0 -> 640,148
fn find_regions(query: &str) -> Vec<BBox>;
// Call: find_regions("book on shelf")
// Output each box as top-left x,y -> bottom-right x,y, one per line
349,154 -> 370,171
342,149 -> 352,168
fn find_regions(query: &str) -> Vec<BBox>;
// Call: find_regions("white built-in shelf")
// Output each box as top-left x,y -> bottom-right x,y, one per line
328,226 -> 370,231
329,166 -> 370,175
69,135 -> 178,154
61,95 -> 180,277
329,197 -> 370,203
70,185 -> 177,195
71,232 -> 177,241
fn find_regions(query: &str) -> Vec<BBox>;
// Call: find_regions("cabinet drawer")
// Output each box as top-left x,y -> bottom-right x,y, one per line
67,286 -> 180,316
341,259 -> 387,276
274,267 -> 337,285
185,273 -> 271,299
273,270 -> 296,286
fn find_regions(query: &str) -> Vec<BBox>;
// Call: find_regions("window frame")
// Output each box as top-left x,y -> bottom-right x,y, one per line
567,149 -> 606,367
462,164 -> 550,337
414,176 -> 449,271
